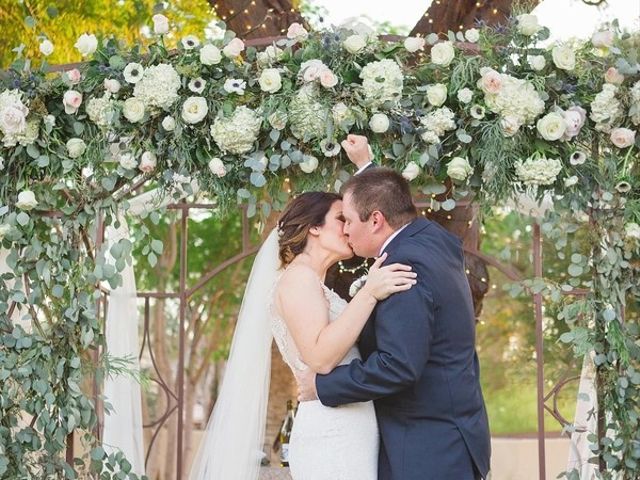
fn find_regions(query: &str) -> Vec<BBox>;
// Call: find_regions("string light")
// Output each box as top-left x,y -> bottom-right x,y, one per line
338,259 -> 370,275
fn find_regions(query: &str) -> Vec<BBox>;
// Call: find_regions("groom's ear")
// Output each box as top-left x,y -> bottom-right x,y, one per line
370,210 -> 387,232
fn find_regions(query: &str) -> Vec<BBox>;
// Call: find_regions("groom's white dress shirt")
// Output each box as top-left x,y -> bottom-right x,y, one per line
379,223 -> 410,256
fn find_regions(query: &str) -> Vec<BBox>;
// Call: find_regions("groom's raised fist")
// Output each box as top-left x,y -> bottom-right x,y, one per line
341,134 -> 373,170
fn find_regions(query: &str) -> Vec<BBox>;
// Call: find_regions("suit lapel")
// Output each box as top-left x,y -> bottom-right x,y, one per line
381,217 -> 432,255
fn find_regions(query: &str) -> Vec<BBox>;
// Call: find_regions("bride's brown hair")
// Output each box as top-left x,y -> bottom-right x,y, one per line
277,192 -> 342,267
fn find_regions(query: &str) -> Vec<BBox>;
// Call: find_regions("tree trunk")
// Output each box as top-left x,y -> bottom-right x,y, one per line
211,0 -> 305,40
410,0 -> 536,37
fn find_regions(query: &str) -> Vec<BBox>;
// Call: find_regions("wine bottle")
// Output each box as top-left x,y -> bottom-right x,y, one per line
279,400 -> 295,467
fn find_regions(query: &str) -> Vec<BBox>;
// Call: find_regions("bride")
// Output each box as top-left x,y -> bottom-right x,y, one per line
189,191 -> 416,480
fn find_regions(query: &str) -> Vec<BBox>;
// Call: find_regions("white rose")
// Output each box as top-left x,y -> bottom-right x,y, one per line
457,88 -> 473,104
287,23 -> 308,42
426,83 -> 448,107
74,33 -> 98,57
516,14 -> 541,36
162,115 -> 176,131
223,38 -> 245,58
404,36 -> 425,53
402,162 -> 420,181
302,61 -> 326,82
319,69 -> 338,88
592,30 -> 614,48
0,224 -> 10,241
257,45 -> 283,66
123,97 -> 145,123
431,41 -> 455,67
610,128 -> 636,148
604,67 -> 624,86
208,157 -> 226,177
447,157 -> 473,181
259,68 -> 282,93
268,111 -> 287,130
118,153 -> 137,170
500,115 -> 522,137
478,68 -> 502,94
139,151 -> 157,173
0,104 -> 27,135
369,113 -> 390,133
66,138 -> 86,158
16,190 -> 38,210
465,28 -> 480,43
152,14 -> 169,35
625,223 -> 640,240
536,112 -> 567,141
205,21 -> 226,41
63,90 -> 83,114
344,34 -> 367,54
200,44 -> 222,65
103,78 -> 121,94
299,154 -> 318,173
39,39 -> 54,56
123,63 -> 144,84
528,55 -> 546,71
552,45 -> 576,71
564,175 -> 579,187
181,96 -> 208,124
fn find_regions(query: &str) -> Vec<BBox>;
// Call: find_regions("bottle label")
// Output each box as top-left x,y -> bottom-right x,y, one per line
281,443 -> 290,464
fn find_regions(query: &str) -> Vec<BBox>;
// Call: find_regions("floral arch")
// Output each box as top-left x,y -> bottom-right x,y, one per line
0,7 -> 639,479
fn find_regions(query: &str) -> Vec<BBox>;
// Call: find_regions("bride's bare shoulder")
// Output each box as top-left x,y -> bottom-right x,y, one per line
276,264 -> 322,296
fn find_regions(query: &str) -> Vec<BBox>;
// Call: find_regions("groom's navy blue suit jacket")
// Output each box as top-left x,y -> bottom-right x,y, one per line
316,217 -> 491,480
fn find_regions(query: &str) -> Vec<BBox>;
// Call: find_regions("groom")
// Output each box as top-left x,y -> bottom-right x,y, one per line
297,135 -> 491,479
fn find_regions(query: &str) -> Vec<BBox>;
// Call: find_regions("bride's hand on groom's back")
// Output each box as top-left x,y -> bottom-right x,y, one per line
360,253 -> 417,301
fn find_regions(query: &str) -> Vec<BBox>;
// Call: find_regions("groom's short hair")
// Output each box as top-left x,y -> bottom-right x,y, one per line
342,167 -> 417,229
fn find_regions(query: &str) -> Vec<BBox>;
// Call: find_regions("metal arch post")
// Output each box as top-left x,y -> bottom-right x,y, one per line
533,221 -> 546,480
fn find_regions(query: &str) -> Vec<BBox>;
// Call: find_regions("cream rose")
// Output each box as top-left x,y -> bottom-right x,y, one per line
404,36 -> 425,52
287,23 -> 308,42
344,34 -> 367,54
118,153 -> 137,170
516,14 -> 540,36
369,113 -> 390,133
552,45 -> 576,71
162,116 -> 176,131
447,157 -> 473,181
536,112 -> 567,141
39,39 -> 54,56
465,28 -> 480,43
604,67 -> 624,86
223,38 -> 245,58
16,190 -> 38,210
457,88 -> 473,104
259,68 -> 282,93
562,106 -> 586,140
208,157 -> 226,177
426,83 -> 447,107
152,14 -> 169,35
319,69 -> 338,88
66,138 -> 86,159
200,44 -> 222,65
181,96 -> 208,124
139,151 -> 157,173
478,68 -> 502,94
430,41 -> 455,67
104,78 -> 121,94
592,30 -> 614,48
610,128 -> 636,148
123,97 -> 145,123
300,154 -> 319,173
500,115 -> 521,137
74,33 -> 98,57
528,55 -> 546,71
402,162 -> 420,181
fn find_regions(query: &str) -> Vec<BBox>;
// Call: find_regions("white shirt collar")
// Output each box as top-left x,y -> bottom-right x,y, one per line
379,222 -> 411,256
355,161 -> 373,175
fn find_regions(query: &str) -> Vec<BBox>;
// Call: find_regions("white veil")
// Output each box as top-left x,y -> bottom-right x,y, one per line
189,229 -> 280,480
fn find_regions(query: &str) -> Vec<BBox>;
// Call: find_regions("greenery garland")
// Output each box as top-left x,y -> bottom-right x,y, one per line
0,6 -> 639,478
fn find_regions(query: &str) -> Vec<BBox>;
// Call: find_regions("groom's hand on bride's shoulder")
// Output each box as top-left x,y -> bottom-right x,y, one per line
341,134 -> 373,170
296,367 -> 319,402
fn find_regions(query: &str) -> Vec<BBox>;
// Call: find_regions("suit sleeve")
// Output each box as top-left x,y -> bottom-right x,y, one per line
316,251 -> 435,407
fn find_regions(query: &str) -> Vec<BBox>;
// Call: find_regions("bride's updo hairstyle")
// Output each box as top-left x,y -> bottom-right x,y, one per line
277,192 -> 342,267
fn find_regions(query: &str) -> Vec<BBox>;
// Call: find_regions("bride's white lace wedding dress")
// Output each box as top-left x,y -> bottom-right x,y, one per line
270,269 -> 379,480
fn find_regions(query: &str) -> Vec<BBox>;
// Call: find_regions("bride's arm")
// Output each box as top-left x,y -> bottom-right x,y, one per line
277,258 -> 416,375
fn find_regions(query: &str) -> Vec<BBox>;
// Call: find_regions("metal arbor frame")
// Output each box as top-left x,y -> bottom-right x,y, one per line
66,195 -> 589,480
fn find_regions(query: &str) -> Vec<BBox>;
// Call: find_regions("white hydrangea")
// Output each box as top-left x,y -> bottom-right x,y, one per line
12,118 -> 39,147
515,155 -> 562,186
629,81 -> 640,126
479,69 -> 545,134
0,89 -> 30,147
210,106 -> 262,154
86,94 -> 115,127
590,84 -> 622,132
419,107 -> 456,144
133,63 -> 181,111
287,84 -> 328,140
359,59 -> 404,108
